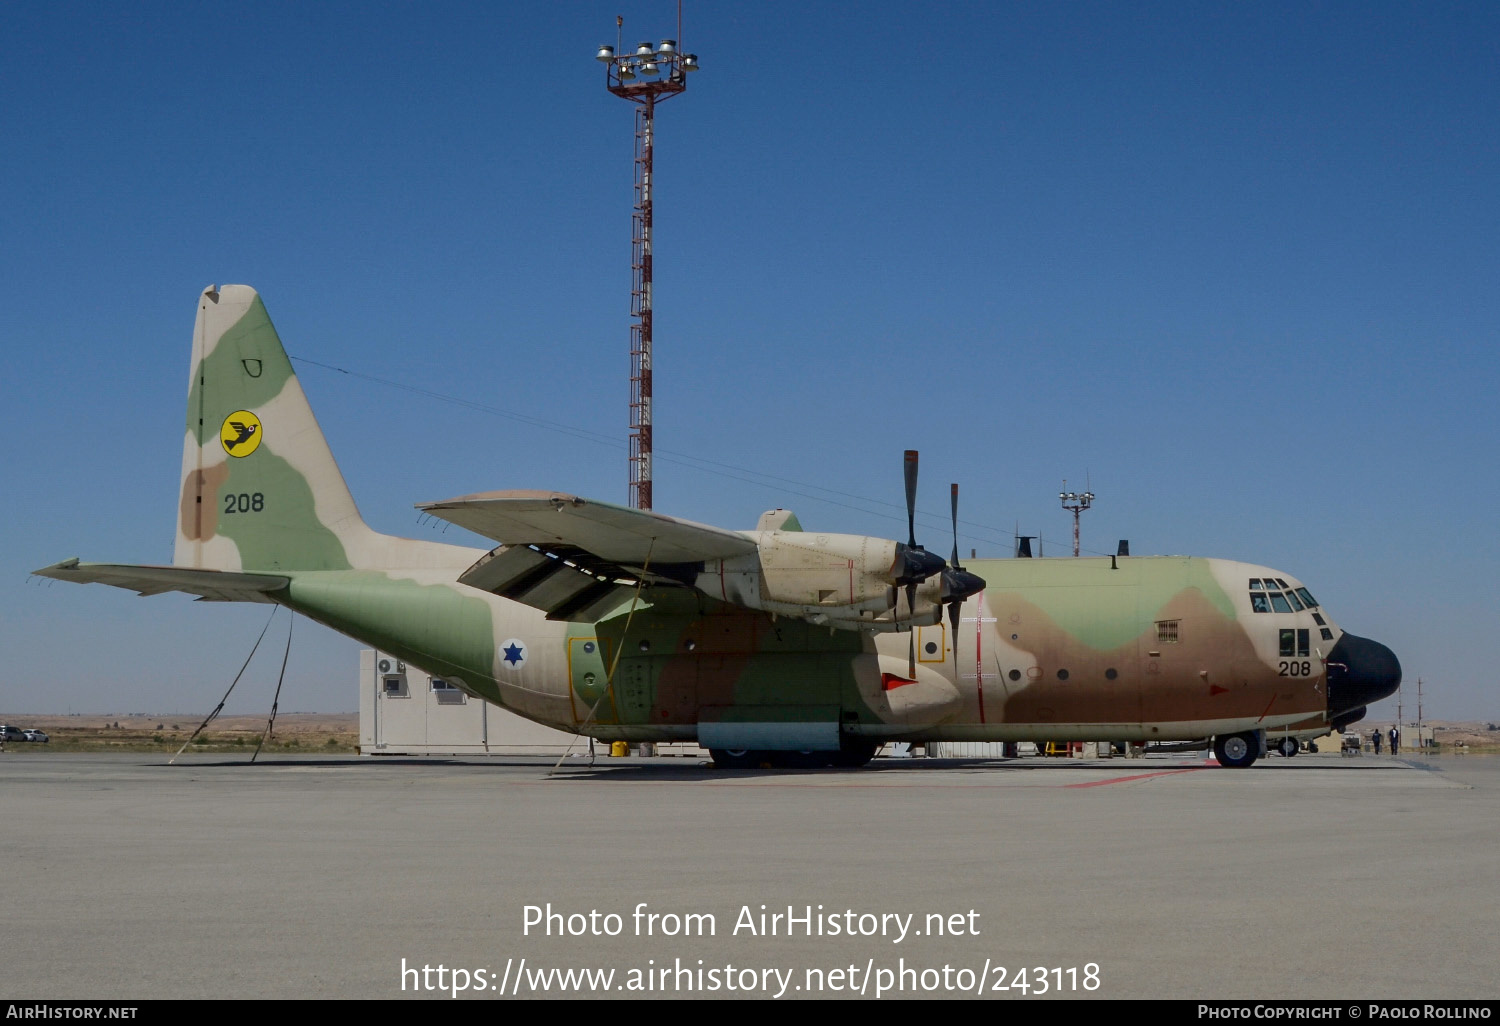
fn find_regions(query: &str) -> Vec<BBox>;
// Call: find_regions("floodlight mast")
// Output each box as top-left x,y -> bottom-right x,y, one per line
1059,480 -> 1095,557
596,11 -> 699,511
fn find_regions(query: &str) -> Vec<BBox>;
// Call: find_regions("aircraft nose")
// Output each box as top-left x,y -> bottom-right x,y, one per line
1326,633 -> 1401,718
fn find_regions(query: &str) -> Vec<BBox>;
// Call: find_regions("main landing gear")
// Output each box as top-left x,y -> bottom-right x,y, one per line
709,739 -> 879,770
1213,730 -> 1265,768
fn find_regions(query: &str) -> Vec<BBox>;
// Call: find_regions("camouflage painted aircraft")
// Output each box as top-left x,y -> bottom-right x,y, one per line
36,285 -> 1402,768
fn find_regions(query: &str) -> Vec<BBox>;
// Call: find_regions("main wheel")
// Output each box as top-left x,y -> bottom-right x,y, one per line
1278,737 -> 1299,758
1213,731 -> 1260,768
710,748 -> 758,769
769,750 -> 827,769
831,739 -> 878,768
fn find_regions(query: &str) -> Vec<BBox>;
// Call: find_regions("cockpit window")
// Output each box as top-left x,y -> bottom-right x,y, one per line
1274,578 -> 1290,589
1249,579 -> 1264,590
1250,593 -> 1271,613
1280,628 -> 1311,657
1296,587 -> 1318,609
1269,592 -> 1293,613
1285,590 -> 1305,611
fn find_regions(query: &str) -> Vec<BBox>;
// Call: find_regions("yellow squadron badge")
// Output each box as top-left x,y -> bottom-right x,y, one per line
220,411 -> 263,457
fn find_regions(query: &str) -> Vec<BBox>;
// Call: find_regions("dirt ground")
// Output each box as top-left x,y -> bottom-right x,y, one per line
0,712 -> 359,753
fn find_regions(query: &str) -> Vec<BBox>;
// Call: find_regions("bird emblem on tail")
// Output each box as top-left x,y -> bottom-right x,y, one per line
219,410 -> 264,457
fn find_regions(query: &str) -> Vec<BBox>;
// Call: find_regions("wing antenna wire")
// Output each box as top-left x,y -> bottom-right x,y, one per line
251,613 -> 295,764
170,606 -> 279,765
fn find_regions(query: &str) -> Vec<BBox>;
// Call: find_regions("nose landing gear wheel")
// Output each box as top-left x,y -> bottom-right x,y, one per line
1277,737 -> 1299,758
1213,731 -> 1261,768
710,748 -> 759,769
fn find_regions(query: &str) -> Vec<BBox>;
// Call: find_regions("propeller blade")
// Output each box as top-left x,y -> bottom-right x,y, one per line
950,482 -> 961,569
903,450 -> 919,549
948,592 -> 961,668
907,581 -> 917,676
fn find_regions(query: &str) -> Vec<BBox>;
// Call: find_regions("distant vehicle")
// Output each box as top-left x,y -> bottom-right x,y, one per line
23,729 -> 49,743
0,725 -> 27,743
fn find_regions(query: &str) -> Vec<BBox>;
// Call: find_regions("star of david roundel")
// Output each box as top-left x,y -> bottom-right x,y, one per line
498,638 -> 527,671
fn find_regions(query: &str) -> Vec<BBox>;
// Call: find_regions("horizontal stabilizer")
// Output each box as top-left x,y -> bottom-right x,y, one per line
33,559 -> 288,603
418,491 -> 758,565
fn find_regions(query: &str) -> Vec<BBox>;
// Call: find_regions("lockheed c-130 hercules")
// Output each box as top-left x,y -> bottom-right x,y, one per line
36,286 -> 1402,768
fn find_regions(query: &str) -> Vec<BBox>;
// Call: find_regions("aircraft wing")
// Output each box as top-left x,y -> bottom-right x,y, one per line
32,559 -> 288,603
417,491 -> 757,564
417,491 -> 758,621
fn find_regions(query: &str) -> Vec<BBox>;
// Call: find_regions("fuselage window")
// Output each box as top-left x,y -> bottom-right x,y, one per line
1320,627 -> 1333,641
1280,629 -> 1296,657
1296,629 -> 1310,657
1312,612 -> 1326,626
1251,593 -> 1271,613
1269,592 -> 1293,613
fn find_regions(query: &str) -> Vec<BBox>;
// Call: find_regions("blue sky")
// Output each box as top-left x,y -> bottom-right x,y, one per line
2,2 -> 1496,720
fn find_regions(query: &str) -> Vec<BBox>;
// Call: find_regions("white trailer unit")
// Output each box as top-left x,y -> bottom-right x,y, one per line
358,649 -> 583,756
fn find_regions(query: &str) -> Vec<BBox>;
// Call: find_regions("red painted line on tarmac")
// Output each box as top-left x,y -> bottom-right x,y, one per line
1062,767 -> 1210,788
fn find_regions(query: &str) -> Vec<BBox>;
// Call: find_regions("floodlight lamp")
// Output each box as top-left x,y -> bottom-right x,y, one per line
682,53 -> 699,71
596,45 -> 616,63
657,39 -> 676,55
635,41 -> 654,57
617,63 -> 636,81
641,59 -> 659,76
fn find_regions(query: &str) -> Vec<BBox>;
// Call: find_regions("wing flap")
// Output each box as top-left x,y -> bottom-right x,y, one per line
456,544 -> 640,622
417,491 -> 758,564
33,559 -> 288,603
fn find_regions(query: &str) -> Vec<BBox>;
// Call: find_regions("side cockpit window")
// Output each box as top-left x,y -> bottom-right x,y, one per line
1279,628 -> 1311,657
1251,593 -> 1271,613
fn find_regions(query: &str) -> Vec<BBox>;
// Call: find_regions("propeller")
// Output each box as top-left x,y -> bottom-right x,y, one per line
890,451 -> 980,676
941,483 -> 987,657
893,451 -> 942,676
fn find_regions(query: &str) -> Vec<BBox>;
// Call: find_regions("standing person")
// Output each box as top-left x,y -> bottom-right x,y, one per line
1390,725 -> 1400,755
1371,729 -> 1382,754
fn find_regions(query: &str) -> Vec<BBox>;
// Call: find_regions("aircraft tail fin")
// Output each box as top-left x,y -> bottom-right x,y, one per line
174,285 -> 373,573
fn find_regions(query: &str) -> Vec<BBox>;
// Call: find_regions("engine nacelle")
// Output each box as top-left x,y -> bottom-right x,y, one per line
694,531 -> 945,632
